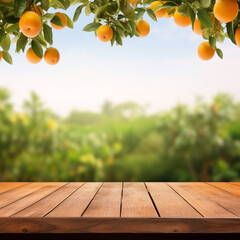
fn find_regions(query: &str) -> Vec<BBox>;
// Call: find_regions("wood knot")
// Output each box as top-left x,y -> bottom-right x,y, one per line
22,228 -> 28,233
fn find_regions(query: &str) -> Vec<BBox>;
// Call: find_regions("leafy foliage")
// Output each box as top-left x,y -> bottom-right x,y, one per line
0,0 -> 240,63
1,87 -> 240,182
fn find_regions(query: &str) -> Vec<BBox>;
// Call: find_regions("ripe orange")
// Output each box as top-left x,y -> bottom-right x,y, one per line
19,11 -> 42,38
213,0 -> 239,23
0,51 -> 2,61
235,26 -> 240,47
136,19 -> 150,37
193,19 -> 202,35
174,9 -> 191,27
198,41 -> 215,61
1,0 -> 12,2
26,48 -> 42,64
150,1 -> 167,18
97,25 -> 113,42
127,0 -> 141,4
44,47 -> 60,65
51,12 -> 67,30
31,5 -> 43,16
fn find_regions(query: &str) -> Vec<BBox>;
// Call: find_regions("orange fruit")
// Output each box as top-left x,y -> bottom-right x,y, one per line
174,9 -> 191,27
0,51 -> 2,61
198,41 -> 215,61
235,26 -> 240,47
1,0 -> 12,2
150,1 -> 167,18
136,19 -> 150,37
31,5 -> 43,16
26,48 -> 42,64
193,19 -> 202,35
127,0 -> 141,4
213,0 -> 239,23
44,47 -> 60,65
50,12 -> 67,30
19,11 -> 42,38
97,25 -> 113,42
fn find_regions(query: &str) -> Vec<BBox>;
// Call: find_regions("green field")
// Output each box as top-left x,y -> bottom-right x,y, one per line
1,87 -> 240,182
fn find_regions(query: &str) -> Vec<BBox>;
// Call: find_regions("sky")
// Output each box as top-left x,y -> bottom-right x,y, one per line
0,6 -> 240,116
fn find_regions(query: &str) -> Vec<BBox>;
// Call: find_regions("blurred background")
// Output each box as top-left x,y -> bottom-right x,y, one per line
1,88 -> 240,182
1,6 -> 240,182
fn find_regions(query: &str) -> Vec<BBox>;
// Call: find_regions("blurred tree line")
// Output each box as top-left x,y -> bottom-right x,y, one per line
0,87 -> 240,182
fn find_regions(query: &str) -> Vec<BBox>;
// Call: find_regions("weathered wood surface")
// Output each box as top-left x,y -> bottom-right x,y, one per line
0,182 -> 240,234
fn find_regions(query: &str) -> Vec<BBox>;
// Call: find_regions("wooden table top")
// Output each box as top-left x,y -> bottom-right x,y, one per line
0,182 -> 240,234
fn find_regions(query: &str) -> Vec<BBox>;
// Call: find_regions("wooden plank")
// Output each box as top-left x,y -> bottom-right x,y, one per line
0,183 -> 29,194
168,183 -> 236,218
208,182 -> 240,197
0,183 -> 53,209
146,183 -> 201,218
0,217 -> 240,234
13,182 -> 83,217
121,182 -> 158,217
46,182 -> 102,217
230,182 -> 240,186
83,182 -> 122,217
184,183 -> 240,217
0,183 -> 66,217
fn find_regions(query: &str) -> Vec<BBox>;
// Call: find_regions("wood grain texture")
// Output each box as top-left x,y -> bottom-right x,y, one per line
168,183 -> 236,217
0,183 -> 54,209
0,183 -> 29,194
185,183 -> 240,217
0,182 -> 240,234
0,217 -> 240,233
46,182 -> 102,217
208,182 -> 240,197
83,182 -> 122,217
121,182 -> 158,217
146,183 -> 201,217
13,182 -> 83,217
0,183 -> 66,217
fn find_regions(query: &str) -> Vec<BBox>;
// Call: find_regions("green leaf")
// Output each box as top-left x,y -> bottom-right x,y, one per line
115,31 -> 122,46
2,51 -> 12,64
51,15 -> 64,27
41,0 -> 50,11
147,9 -> 157,22
73,5 -> 84,22
209,36 -> 216,49
5,23 -> 19,33
136,9 -> 145,20
85,2 -> 91,16
120,21 -> 132,33
226,21 -> 236,45
160,2 -> 178,8
83,22 -> 101,32
0,29 -> 6,45
14,0 -> 27,18
1,34 -> 11,51
197,9 -> 213,28
16,34 -> 28,52
216,48 -> 223,59
178,3 -> 190,17
200,0 -> 211,8
215,32 -> 225,43
43,23 -> 53,45
65,14 -> 73,28
128,20 -> 136,37
31,39 -> 43,58
42,13 -> 55,21
111,28 -> 116,46
188,7 -> 195,30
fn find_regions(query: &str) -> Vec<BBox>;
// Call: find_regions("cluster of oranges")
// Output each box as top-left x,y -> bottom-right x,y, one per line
1,0 -> 240,63
18,9 -> 66,65
95,0 -> 240,61
0,0 -> 68,65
